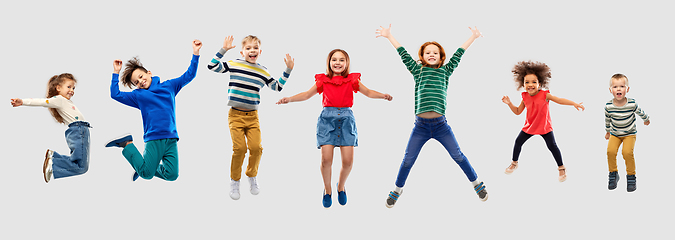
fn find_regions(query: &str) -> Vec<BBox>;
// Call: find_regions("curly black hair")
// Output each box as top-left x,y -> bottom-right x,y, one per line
512,61 -> 551,90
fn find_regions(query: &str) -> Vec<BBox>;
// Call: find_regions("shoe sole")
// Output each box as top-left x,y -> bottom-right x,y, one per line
43,150 -> 53,183
105,134 -> 133,148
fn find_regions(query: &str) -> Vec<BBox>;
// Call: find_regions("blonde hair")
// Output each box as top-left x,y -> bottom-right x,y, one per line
326,49 -> 350,79
610,73 -> 629,87
242,35 -> 261,46
46,73 -> 77,124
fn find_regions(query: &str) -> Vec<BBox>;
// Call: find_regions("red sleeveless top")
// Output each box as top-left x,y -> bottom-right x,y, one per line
522,90 -> 553,135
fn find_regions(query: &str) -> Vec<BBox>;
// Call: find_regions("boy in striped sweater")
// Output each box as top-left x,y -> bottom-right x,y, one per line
605,73 -> 650,192
207,35 -> 294,200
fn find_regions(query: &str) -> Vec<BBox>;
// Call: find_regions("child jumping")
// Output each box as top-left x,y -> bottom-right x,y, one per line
376,24 -> 488,208
276,49 -> 393,208
207,35 -> 294,200
105,40 -> 202,182
605,73 -> 650,192
501,61 -> 585,182
10,73 -> 91,183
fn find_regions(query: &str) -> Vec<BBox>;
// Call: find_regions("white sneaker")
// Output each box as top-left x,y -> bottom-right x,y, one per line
43,149 -> 54,183
248,176 -> 260,195
230,179 -> 241,200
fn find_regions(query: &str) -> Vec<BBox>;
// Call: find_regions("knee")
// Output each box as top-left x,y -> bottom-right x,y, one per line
622,149 -> 634,159
232,146 -> 247,156
164,172 -> 179,181
321,157 -> 333,168
249,144 -> 263,156
342,158 -> 353,168
607,148 -> 618,156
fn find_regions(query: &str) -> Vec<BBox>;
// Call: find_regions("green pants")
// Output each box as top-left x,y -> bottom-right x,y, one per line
122,138 -> 179,181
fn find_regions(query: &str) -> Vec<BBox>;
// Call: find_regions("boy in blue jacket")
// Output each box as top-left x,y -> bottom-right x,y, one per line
106,40 -> 201,181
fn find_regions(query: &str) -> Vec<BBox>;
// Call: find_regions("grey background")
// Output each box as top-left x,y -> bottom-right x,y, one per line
1,0 -> 672,239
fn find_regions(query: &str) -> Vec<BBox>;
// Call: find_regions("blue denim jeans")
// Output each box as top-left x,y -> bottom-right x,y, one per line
52,121 -> 91,179
395,116 -> 478,187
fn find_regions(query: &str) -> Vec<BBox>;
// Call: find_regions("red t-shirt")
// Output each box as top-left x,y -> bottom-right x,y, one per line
522,90 -> 553,135
315,73 -> 360,107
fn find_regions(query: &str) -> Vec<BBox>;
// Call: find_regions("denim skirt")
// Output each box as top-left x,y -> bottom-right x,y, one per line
316,107 -> 358,149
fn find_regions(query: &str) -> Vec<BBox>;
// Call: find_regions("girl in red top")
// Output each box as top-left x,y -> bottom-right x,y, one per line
501,61 -> 584,182
277,49 -> 392,208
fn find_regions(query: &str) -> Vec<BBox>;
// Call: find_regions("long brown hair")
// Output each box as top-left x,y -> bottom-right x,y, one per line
418,41 -> 446,69
46,73 -> 77,124
326,49 -> 350,79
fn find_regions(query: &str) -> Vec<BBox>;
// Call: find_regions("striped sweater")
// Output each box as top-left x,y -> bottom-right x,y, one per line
397,46 -> 464,115
207,48 -> 291,110
604,98 -> 649,137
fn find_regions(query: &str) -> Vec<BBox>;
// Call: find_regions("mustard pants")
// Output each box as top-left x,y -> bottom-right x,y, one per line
228,108 -> 263,181
607,135 -> 637,175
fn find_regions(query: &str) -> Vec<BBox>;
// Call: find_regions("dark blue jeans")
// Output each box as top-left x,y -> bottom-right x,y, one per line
52,121 -> 91,179
395,116 -> 478,188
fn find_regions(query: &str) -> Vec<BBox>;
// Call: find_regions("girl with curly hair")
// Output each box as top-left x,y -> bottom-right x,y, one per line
501,61 -> 585,182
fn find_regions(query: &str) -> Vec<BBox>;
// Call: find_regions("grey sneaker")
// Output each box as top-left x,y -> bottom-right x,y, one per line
627,175 -> 637,192
385,189 -> 402,208
608,171 -> 619,190
474,181 -> 488,202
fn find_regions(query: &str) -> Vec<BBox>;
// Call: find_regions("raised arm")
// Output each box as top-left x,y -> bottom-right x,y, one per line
266,54 -> 294,92
460,27 -> 483,50
359,82 -> 392,101
207,36 -> 237,73
110,59 -> 139,108
546,93 -> 585,111
376,24 -> 402,49
169,40 -> 201,93
276,84 -> 318,104
502,95 -> 525,115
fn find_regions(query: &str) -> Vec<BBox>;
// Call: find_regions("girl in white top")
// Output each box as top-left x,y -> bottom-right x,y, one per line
10,73 -> 91,183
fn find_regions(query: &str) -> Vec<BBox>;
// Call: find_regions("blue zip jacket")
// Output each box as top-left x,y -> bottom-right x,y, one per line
110,55 -> 199,142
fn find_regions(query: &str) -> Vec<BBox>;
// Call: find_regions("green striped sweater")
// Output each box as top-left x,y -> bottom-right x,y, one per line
604,98 -> 649,137
397,46 -> 464,115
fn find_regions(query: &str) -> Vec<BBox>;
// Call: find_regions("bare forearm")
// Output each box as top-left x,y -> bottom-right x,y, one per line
460,36 -> 478,50
288,91 -> 314,103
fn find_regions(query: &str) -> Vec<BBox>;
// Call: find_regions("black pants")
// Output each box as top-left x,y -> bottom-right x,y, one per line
512,130 -> 563,166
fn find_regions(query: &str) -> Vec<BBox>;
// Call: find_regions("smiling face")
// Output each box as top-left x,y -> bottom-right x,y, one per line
610,77 -> 630,102
524,74 -> 540,96
422,44 -> 441,66
130,69 -> 152,89
56,79 -> 76,100
329,51 -> 349,75
240,40 -> 262,64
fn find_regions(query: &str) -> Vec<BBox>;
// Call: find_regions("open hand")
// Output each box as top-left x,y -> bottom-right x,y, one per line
375,24 -> 392,38
276,97 -> 291,104
113,59 -> 123,74
468,26 -> 483,39
574,102 -> 585,111
223,35 -> 236,50
284,54 -> 294,69
501,95 -> 512,105
10,98 -> 23,107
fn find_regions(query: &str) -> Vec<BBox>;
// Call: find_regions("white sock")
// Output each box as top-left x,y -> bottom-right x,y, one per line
395,186 -> 403,193
471,179 -> 481,186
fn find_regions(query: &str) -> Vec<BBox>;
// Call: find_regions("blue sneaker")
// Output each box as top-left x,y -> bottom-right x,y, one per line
608,171 -> 619,190
627,175 -> 637,192
337,183 -> 347,206
323,190 -> 332,208
105,134 -> 133,148
132,172 -> 140,181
